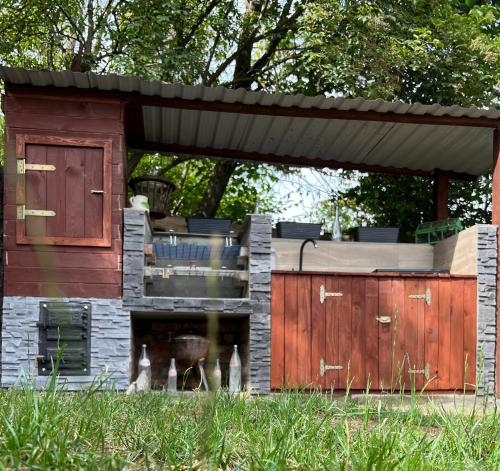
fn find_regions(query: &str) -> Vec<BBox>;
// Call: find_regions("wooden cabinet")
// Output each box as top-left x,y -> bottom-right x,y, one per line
271,273 -> 477,391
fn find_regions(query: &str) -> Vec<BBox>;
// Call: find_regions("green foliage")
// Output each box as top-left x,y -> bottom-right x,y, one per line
341,174 -> 434,240
215,163 -> 285,222
0,1 -> 499,220
288,0 -> 500,103
340,173 -> 493,240
131,154 -> 284,223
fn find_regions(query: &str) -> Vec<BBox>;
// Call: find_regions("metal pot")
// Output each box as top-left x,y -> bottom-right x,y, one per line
171,334 -> 209,368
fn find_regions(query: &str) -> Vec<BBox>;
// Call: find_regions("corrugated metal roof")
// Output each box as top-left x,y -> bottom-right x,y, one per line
1,66 -> 498,176
2,65 -> 499,119
142,107 -> 493,175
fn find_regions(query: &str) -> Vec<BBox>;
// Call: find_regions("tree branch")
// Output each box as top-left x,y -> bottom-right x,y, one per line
53,0 -> 85,43
179,0 -> 222,48
201,29 -> 222,84
157,156 -> 198,175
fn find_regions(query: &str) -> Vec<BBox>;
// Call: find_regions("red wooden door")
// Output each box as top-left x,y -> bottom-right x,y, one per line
270,273 -> 477,392
392,278 -> 439,391
271,273 -> 316,389
17,135 -> 112,247
377,277 -> 476,391
319,276 -> 379,391
25,144 -> 104,239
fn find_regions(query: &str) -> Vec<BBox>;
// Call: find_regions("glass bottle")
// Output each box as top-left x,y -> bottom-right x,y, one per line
138,344 -> 151,391
229,345 -> 241,393
213,358 -> 222,391
167,358 -> 177,393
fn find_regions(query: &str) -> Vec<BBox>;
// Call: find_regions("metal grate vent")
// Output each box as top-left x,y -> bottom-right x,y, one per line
37,302 -> 91,376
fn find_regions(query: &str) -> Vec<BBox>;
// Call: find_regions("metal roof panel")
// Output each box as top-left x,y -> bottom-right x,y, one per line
2,66 -> 498,175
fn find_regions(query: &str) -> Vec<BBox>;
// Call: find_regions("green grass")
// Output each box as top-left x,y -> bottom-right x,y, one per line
0,378 -> 498,470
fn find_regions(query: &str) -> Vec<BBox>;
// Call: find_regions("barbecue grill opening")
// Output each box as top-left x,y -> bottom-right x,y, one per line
144,231 -> 249,299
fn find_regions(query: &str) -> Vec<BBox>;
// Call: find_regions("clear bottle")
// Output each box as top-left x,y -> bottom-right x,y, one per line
167,358 -> 177,393
229,345 -> 241,393
137,344 -> 151,391
212,358 -> 222,391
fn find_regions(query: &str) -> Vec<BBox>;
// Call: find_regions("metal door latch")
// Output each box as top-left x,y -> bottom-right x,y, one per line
17,205 -> 56,220
320,358 -> 343,376
408,287 -> 431,305
17,159 -> 56,174
90,189 -> 104,194
376,316 -> 391,324
319,285 -> 343,303
408,363 -> 431,380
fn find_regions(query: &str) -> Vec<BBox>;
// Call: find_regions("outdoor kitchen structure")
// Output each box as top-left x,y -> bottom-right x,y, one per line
0,66 -> 499,395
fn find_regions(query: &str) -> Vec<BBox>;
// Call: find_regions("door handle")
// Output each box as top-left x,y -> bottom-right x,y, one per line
376,316 -> 391,324
90,190 -> 104,194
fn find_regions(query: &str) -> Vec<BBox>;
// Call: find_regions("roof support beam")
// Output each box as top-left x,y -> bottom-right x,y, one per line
8,83 -> 500,128
128,141 -> 477,181
124,103 -> 145,146
433,172 -> 450,220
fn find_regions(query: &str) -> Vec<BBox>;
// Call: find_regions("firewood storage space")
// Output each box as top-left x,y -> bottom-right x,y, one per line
131,315 -> 249,390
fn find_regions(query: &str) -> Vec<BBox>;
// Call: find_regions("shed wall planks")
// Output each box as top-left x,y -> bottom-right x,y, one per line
3,91 -> 126,298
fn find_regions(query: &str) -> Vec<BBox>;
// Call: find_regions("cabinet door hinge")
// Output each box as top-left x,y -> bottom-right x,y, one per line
17,159 -> 56,174
17,205 -> 56,219
319,285 -> 343,303
320,358 -> 343,376
408,287 -> 431,305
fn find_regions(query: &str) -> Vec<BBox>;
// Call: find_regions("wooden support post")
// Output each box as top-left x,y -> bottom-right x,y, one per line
492,128 -> 500,396
433,171 -> 449,221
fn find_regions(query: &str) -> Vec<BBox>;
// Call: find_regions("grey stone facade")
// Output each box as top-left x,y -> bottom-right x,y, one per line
123,209 -> 272,393
245,214 -> 272,393
1,296 -> 130,390
476,224 -> 497,395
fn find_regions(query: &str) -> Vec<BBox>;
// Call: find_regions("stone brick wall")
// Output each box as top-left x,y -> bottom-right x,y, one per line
123,209 -> 273,393
123,209 -> 149,305
246,214 -> 272,393
476,224 -> 497,395
1,296 -> 130,390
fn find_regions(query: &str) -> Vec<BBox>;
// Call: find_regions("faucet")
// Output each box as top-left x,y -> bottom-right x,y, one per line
299,238 -> 318,271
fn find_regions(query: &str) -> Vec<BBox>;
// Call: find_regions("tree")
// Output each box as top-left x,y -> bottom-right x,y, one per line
293,0 -> 500,232
1,1 -> 499,223
131,153 -> 285,223
0,0 -> 311,217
